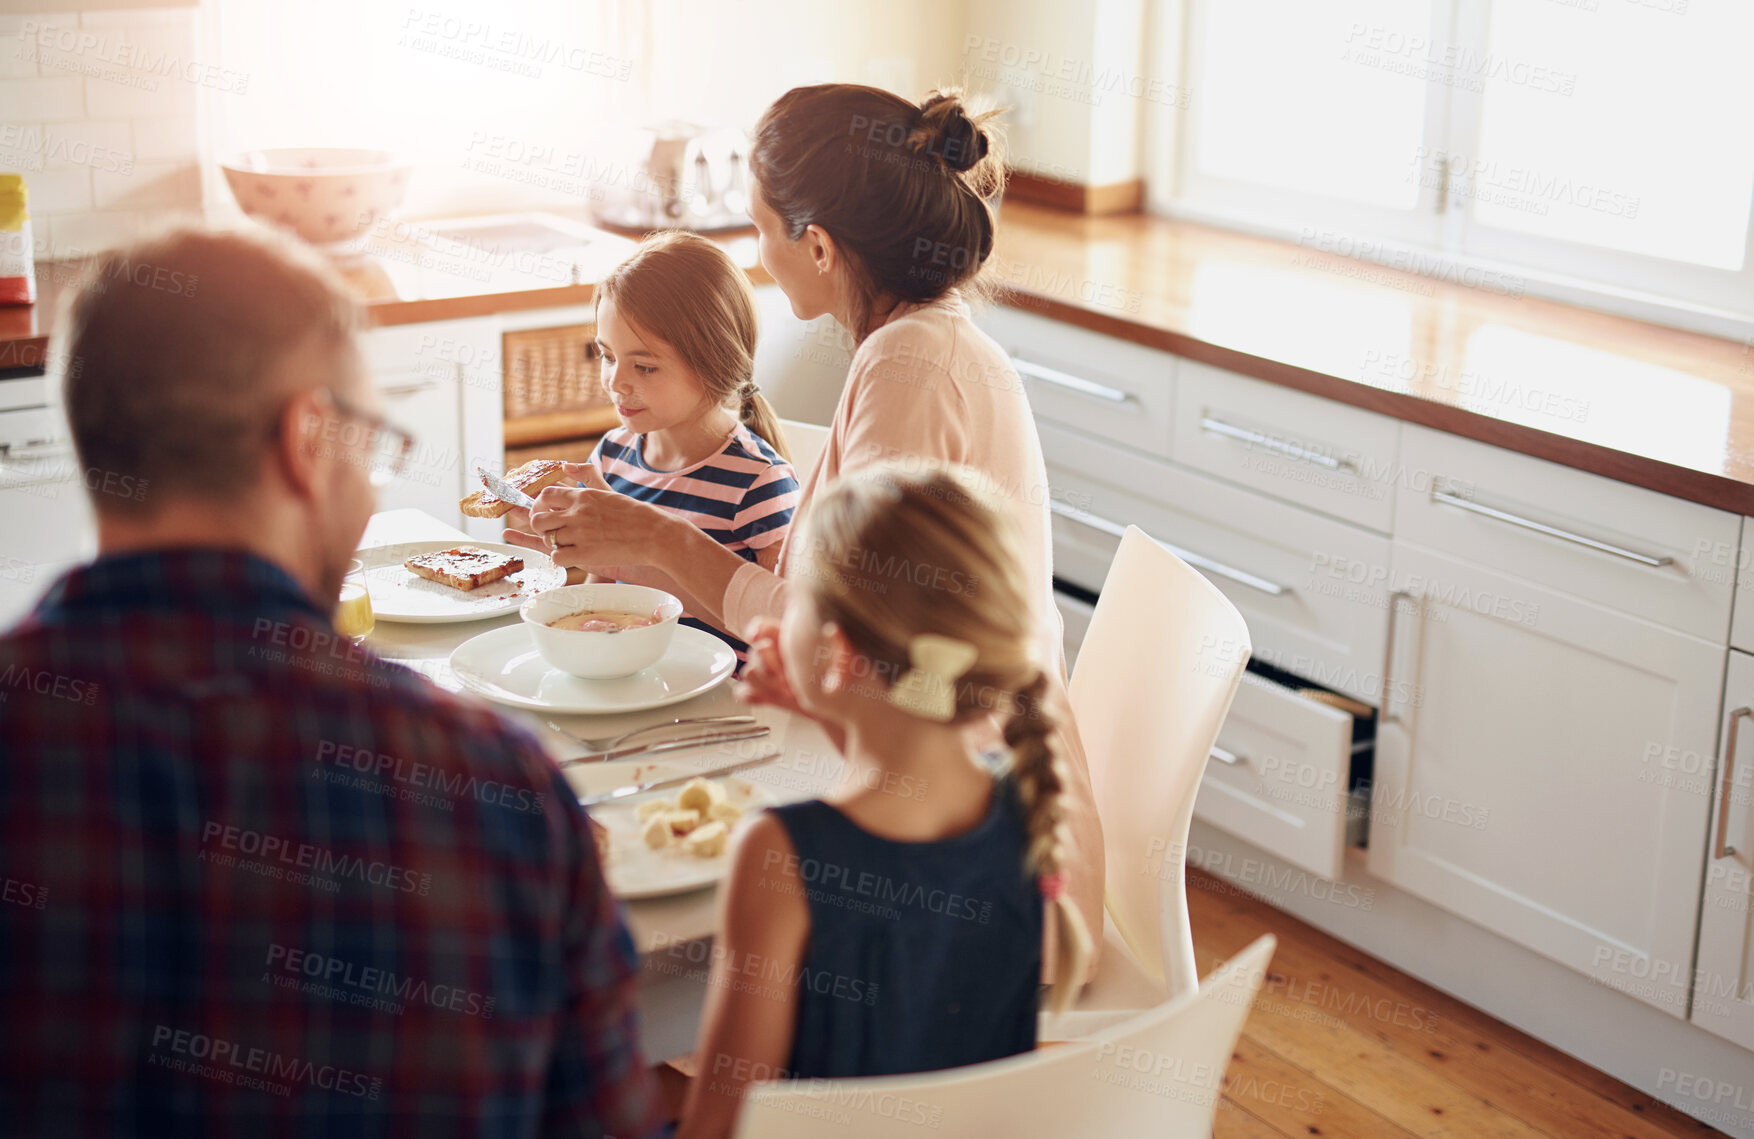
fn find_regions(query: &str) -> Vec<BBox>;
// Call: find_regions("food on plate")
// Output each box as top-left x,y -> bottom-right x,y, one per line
662,808 -> 703,835
589,817 -> 611,864
547,607 -> 665,634
622,778 -> 747,859
681,820 -> 729,858
403,546 -> 525,592
676,776 -> 725,814
459,459 -> 569,519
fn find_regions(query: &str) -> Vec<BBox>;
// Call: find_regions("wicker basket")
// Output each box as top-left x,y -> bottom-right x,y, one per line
502,323 -> 621,447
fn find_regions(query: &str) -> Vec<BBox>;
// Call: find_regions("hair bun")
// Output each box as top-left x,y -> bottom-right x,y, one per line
917,92 -> 989,174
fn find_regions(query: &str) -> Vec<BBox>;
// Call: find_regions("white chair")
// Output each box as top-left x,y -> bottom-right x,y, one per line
732,934 -> 1277,1139
776,417 -> 830,485
1052,526 -> 1253,1037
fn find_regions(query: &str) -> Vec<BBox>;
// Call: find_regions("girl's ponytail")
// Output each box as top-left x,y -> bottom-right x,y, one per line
739,382 -> 792,463
1005,670 -> 1092,1016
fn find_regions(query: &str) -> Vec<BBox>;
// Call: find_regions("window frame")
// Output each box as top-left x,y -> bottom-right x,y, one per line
1152,0 -> 1754,338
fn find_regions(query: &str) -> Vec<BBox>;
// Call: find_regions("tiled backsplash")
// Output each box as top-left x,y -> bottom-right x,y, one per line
0,8 -> 204,262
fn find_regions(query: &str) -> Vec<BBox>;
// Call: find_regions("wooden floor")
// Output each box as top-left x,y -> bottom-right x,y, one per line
1187,869 -> 1726,1139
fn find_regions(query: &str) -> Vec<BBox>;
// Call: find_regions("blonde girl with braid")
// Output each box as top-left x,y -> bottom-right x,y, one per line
676,464 -> 1091,1139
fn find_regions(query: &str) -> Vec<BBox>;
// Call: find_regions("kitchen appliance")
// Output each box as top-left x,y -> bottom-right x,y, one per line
592,122 -> 751,233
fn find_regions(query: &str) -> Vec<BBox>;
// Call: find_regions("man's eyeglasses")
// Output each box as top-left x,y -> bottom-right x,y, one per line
321,389 -> 417,488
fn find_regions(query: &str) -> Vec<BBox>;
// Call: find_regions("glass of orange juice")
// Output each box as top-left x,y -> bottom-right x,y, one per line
336,558 -> 375,645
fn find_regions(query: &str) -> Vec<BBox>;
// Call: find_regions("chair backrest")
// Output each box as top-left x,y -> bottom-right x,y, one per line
1070,527 -> 1252,1001
732,934 -> 1277,1139
776,417 -> 830,485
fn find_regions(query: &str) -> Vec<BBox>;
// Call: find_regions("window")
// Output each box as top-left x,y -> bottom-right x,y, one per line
1165,0 -> 1754,329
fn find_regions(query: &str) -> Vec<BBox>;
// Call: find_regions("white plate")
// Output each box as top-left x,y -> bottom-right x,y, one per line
569,759 -> 774,899
358,540 -> 566,623
449,623 -> 737,714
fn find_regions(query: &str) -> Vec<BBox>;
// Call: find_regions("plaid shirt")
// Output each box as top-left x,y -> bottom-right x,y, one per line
0,549 -> 661,1139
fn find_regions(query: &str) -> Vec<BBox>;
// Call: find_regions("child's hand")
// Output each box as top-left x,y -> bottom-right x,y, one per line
735,619 -> 805,716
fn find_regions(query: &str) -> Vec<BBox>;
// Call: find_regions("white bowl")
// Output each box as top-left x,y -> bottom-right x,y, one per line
521,583 -> 684,680
219,147 -> 410,250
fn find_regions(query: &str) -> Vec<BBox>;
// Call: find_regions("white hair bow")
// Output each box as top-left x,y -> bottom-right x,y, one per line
888,634 -> 979,721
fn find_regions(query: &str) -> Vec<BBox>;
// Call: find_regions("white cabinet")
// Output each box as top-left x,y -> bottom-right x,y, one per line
1040,420 -> 1391,707
1370,540 -> 1723,1016
1395,425 -> 1736,643
1174,361 -> 1403,533
360,317 -> 501,539
980,306 -> 1177,459
0,404 -> 93,628
1694,649 -> 1754,1050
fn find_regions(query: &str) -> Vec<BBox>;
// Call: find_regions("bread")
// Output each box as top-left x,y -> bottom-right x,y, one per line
459,459 -> 571,519
403,546 -> 524,591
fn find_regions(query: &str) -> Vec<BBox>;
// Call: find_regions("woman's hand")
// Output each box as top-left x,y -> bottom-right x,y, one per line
734,619 -> 806,716
502,462 -> 672,570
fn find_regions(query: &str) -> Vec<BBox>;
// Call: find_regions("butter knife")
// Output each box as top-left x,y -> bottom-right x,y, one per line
577,753 -> 780,807
557,725 -> 771,768
477,466 -> 539,511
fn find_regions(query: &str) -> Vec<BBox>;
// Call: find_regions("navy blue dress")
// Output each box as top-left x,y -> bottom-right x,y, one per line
769,776 -> 1044,1079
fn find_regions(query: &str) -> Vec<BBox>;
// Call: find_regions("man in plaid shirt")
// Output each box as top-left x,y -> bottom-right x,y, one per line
0,227 -> 662,1138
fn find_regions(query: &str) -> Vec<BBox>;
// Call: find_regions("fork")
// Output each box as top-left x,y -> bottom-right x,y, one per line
545,714 -> 757,753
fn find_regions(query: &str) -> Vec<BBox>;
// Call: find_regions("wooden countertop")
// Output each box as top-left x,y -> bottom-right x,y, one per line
6,201 -> 1752,514
989,201 -> 1754,515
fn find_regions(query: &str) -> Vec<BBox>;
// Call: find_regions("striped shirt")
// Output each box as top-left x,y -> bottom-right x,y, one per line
592,422 -> 799,658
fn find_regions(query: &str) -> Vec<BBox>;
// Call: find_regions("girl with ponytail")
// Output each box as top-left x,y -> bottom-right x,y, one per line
677,464 -> 1090,1139
558,230 -> 799,661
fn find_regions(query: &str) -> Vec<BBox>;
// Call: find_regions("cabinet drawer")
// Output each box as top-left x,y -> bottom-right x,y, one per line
1173,362 -> 1401,532
1194,672 -> 1356,879
980,307 -> 1175,458
1042,421 -> 1391,706
1395,425 -> 1736,641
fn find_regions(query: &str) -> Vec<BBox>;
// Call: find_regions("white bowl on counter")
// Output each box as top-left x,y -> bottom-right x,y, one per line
219,148 -> 410,251
521,583 -> 684,679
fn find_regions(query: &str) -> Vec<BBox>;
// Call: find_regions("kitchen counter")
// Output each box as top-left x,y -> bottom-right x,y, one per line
990,201 -> 1754,514
7,201 -> 1753,513
0,210 -> 771,371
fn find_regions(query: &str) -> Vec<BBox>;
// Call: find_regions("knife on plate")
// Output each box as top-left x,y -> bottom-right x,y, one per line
557,725 -> 772,767
477,466 -> 539,511
577,753 -> 780,807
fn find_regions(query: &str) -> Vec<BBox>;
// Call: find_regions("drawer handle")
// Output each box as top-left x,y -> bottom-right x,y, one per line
1209,744 -> 1245,767
1430,483 -> 1674,568
1014,358 -> 1135,406
1199,415 -> 1357,474
377,377 -> 441,398
1718,706 -> 1749,860
1048,500 -> 1289,597
1380,590 -> 1415,725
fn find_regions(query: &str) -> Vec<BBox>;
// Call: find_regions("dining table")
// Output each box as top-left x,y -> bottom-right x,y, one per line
359,507 -> 843,1060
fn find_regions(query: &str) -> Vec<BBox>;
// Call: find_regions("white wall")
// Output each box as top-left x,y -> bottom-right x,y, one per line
0,7 -> 205,261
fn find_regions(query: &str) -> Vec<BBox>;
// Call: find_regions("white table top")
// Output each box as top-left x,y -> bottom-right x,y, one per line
358,508 -> 842,953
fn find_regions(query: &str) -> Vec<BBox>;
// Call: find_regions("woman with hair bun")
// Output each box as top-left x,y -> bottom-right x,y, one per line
507,85 -> 1104,963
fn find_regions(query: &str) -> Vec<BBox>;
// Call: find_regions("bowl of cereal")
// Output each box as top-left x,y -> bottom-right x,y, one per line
520,583 -> 684,679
